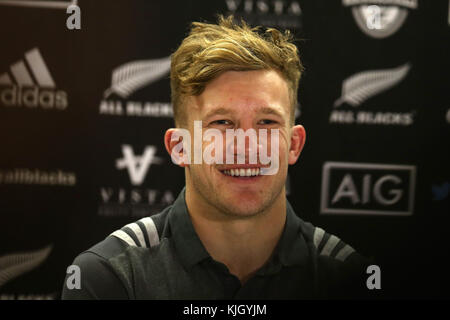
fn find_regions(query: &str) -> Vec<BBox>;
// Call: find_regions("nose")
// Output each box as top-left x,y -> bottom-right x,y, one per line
224,126 -> 261,165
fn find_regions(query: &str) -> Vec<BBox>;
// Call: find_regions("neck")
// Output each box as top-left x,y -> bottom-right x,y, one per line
185,184 -> 286,285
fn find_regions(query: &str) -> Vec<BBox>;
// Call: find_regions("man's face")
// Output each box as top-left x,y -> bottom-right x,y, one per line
178,69 -> 304,218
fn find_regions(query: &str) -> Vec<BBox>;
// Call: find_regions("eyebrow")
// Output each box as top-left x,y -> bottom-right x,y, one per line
258,107 -> 284,118
203,107 -> 233,120
203,106 -> 285,120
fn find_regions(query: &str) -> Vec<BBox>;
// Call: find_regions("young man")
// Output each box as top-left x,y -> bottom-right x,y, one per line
62,16 -> 371,299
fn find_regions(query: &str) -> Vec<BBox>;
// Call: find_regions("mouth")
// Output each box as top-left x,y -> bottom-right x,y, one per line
218,167 -> 264,180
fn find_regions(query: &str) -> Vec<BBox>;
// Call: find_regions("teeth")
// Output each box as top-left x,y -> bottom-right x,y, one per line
223,168 -> 261,177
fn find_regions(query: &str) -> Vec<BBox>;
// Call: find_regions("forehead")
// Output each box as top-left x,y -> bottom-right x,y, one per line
191,69 -> 290,118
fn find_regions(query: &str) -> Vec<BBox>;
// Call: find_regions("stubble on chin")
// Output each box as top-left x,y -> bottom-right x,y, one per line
200,186 -> 280,220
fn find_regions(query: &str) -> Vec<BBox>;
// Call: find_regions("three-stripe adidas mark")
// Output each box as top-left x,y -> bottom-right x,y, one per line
313,227 -> 355,262
0,48 -> 67,109
110,217 -> 160,248
0,48 -> 55,87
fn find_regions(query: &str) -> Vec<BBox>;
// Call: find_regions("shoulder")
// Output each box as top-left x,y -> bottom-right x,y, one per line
297,219 -> 374,298
62,208 -> 171,299
299,220 -> 361,263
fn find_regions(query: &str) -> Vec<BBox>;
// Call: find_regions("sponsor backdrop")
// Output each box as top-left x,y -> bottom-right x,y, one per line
0,0 -> 448,299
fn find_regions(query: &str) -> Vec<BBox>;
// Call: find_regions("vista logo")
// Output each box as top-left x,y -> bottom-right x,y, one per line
100,145 -> 173,217
321,162 -> 416,215
116,145 -> 164,186
225,0 -> 302,30
0,48 -> 67,110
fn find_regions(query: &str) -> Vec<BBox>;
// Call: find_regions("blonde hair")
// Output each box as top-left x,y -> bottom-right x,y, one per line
170,15 -> 304,127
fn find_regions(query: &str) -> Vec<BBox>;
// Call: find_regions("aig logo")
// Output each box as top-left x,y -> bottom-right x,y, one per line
321,162 -> 416,215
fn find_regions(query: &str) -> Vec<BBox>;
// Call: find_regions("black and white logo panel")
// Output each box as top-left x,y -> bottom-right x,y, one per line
321,162 -> 416,215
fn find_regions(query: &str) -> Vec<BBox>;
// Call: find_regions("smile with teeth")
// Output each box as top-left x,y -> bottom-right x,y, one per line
222,168 -> 261,177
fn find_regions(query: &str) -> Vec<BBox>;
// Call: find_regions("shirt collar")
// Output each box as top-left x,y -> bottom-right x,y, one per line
168,187 -> 210,270
168,187 -> 309,271
276,200 -> 310,267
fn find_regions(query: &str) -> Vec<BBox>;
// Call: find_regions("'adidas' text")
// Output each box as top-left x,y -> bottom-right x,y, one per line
0,48 -> 68,110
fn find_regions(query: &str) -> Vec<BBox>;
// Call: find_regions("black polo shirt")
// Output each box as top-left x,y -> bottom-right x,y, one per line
62,188 -> 371,299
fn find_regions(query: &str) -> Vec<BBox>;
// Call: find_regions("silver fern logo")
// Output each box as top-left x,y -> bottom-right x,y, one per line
334,63 -> 410,108
343,0 -> 418,39
0,245 -> 53,287
99,57 -> 172,118
104,56 -> 171,99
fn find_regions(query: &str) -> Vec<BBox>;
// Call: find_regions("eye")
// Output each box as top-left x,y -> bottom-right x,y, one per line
211,119 -> 232,125
258,119 -> 277,125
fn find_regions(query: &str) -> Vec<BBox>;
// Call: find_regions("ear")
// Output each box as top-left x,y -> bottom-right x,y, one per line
164,128 -> 189,167
288,125 -> 306,165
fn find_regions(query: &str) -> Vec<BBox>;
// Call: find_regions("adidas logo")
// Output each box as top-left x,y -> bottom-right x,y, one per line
0,48 -> 68,110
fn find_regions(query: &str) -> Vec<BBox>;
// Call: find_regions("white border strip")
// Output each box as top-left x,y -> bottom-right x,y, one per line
0,0 -> 76,9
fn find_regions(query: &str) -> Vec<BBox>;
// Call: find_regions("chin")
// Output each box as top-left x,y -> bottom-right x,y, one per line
221,199 -> 267,218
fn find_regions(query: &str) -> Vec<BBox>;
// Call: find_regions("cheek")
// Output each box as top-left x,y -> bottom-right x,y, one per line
277,131 -> 290,155
201,143 -> 224,166
189,165 -> 214,187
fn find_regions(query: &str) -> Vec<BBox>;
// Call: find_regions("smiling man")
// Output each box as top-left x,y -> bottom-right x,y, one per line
62,16 -> 371,300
